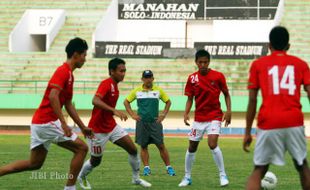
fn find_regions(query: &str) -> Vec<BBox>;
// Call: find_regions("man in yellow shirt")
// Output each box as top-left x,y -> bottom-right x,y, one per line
124,70 -> 176,176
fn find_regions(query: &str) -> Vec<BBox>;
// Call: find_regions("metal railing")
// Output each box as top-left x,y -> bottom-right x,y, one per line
0,79 -> 250,96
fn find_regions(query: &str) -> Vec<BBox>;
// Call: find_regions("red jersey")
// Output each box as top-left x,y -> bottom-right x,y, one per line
248,51 -> 310,130
185,70 -> 228,122
88,78 -> 119,133
32,63 -> 74,124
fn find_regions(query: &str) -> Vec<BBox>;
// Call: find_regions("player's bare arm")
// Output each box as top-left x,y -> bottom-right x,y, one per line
113,110 -> 128,121
157,100 -> 171,123
243,89 -> 258,152
184,96 -> 193,126
64,100 -> 94,138
49,88 -> 72,137
222,90 -> 232,127
124,99 -> 141,121
93,95 -> 128,121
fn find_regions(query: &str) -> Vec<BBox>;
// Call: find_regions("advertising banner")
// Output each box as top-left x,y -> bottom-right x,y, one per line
118,0 -> 204,20
194,42 -> 269,59
95,41 -> 170,58
118,0 -> 279,20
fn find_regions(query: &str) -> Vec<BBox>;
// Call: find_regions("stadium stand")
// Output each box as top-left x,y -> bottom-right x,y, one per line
282,0 -> 310,63
0,0 -> 111,93
0,0 -> 309,96
0,0 -> 309,131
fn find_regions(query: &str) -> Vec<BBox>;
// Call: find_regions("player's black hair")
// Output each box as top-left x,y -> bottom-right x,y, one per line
269,26 -> 289,51
195,49 -> 211,62
108,58 -> 126,75
65,37 -> 88,59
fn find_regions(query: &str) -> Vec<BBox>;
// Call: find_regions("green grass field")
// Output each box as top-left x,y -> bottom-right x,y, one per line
0,135 -> 308,190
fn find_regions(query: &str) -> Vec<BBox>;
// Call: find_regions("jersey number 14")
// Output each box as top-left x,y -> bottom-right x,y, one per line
268,65 -> 296,95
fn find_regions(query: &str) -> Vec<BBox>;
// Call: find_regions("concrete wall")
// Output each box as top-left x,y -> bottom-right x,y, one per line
9,9 -> 65,52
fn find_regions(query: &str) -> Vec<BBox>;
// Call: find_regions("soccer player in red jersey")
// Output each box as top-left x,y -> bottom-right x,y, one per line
78,58 -> 151,189
178,49 -> 231,187
243,26 -> 310,190
0,37 -> 93,190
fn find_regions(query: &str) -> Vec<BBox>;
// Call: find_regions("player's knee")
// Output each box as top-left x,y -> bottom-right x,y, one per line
90,157 -> 102,167
126,144 -> 138,155
30,162 -> 44,170
188,147 -> 197,153
78,143 -> 89,154
141,145 -> 148,150
188,141 -> 199,153
293,159 -> 307,172
156,144 -> 165,151
91,160 -> 101,167
129,148 -> 138,155
208,142 -> 218,150
254,165 -> 269,178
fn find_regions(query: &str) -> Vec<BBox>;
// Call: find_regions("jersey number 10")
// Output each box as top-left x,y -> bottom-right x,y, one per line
268,65 -> 296,95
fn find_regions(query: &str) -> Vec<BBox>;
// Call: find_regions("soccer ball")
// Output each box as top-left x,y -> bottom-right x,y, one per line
261,171 -> 277,190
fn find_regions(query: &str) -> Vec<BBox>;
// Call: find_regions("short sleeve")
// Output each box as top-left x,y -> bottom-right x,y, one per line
184,75 -> 193,96
219,72 -> 228,92
126,88 -> 138,103
49,67 -> 68,91
159,87 -> 169,102
96,80 -> 109,98
248,61 -> 259,89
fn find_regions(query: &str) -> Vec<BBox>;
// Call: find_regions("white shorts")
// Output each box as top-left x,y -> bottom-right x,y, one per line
188,120 -> 222,141
254,126 -> 307,166
87,124 -> 128,157
30,120 -> 78,151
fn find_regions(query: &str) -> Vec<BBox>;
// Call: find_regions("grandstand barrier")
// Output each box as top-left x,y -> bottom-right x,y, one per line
0,93 -> 309,136
0,79 -> 308,96
0,79 -> 309,136
0,92 -> 308,113
0,79 -> 256,98
9,9 -> 65,52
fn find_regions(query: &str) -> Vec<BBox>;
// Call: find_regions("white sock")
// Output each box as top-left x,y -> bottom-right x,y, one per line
129,154 -> 140,180
211,146 -> 226,176
166,165 -> 171,170
78,159 -> 94,178
185,150 -> 195,179
64,185 -> 75,190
